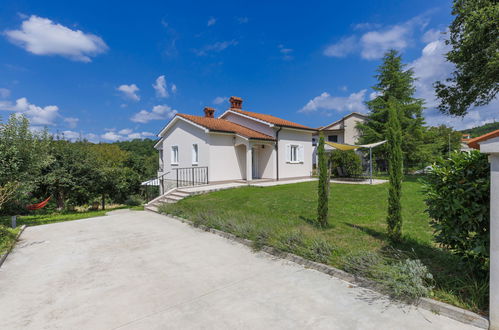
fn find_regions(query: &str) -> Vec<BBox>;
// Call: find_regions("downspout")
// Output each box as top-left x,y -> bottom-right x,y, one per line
275,126 -> 282,181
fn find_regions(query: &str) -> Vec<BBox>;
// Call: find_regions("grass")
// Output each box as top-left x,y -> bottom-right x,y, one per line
159,179 -> 488,314
0,226 -> 20,255
0,204 -> 139,227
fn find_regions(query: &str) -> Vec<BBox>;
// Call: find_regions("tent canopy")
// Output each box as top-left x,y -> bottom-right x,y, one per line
324,140 -> 386,151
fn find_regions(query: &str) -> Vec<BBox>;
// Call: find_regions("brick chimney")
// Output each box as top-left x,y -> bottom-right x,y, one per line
229,96 -> 243,109
204,107 -> 215,118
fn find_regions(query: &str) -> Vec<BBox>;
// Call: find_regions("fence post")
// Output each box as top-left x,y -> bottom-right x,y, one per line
11,215 -> 16,228
176,169 -> 179,188
192,167 -> 194,186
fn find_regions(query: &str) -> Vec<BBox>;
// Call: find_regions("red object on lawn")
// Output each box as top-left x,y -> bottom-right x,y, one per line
26,197 -> 51,210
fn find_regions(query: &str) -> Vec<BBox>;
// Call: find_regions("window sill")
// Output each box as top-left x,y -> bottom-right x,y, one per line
287,161 -> 303,164
171,163 -> 179,166
192,163 -> 198,166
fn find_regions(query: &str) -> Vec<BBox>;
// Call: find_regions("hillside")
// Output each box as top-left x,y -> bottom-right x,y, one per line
461,121 -> 499,137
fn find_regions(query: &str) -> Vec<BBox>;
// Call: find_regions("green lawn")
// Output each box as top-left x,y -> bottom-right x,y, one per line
0,226 -> 20,255
159,179 -> 487,314
0,205 -> 143,228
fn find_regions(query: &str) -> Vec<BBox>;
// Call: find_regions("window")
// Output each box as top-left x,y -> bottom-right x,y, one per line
286,144 -> 304,163
290,145 -> 299,162
171,146 -> 179,165
312,138 -> 317,146
328,135 -> 338,142
192,144 -> 198,164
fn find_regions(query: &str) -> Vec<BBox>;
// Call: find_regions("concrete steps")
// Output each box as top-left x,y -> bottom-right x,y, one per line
145,189 -> 192,212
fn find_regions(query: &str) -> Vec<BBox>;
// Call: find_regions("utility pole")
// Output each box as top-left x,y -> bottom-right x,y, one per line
448,133 -> 451,159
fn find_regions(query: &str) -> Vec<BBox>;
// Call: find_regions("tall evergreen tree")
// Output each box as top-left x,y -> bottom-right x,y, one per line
357,50 -> 425,167
317,133 -> 329,228
386,99 -> 403,241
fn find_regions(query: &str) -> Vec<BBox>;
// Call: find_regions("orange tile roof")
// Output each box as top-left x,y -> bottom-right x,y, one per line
229,109 -> 316,130
178,114 -> 275,140
467,129 -> 499,150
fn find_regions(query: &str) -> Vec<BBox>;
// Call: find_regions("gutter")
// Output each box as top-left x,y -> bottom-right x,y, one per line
275,127 -> 282,181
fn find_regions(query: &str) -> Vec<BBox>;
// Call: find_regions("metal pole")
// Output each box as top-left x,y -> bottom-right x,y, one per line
448,133 -> 451,159
369,147 -> 373,185
11,215 -> 16,228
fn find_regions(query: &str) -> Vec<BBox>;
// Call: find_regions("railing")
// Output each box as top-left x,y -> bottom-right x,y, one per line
175,166 -> 209,188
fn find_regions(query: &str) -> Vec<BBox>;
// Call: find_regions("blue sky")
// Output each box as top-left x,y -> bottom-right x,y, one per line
0,0 -> 497,142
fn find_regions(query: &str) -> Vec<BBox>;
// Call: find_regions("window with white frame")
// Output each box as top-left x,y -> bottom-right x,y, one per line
192,144 -> 198,164
286,144 -> 304,163
171,146 -> 179,165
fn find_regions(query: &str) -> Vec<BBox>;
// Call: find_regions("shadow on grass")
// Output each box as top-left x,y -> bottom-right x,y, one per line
299,215 -> 335,229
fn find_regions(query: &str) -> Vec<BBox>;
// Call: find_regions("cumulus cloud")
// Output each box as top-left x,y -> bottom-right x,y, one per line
207,17 -> 217,26
101,129 -> 155,141
5,15 -> 108,62
194,40 -> 238,56
213,96 -> 227,105
63,117 -> 79,128
131,104 -> 177,123
0,97 -> 59,125
153,75 -> 168,98
323,36 -> 358,57
299,90 -> 368,113
117,84 -> 140,101
171,84 -> 177,94
324,15 -> 429,60
0,88 -> 11,98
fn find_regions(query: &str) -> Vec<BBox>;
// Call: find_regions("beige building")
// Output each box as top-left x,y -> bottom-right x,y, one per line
312,112 -> 367,164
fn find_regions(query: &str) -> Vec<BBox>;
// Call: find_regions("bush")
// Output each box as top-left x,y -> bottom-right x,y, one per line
423,151 -> 490,273
330,150 -> 362,177
124,195 -> 144,206
342,252 -> 433,302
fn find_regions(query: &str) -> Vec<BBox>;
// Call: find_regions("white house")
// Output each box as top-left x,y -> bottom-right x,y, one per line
312,112 -> 367,165
154,96 -> 316,192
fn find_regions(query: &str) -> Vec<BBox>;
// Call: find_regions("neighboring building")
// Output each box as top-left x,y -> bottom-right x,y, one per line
312,112 -> 367,165
154,96 -> 316,192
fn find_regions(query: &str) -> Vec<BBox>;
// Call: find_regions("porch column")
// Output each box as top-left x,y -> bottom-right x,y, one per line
246,144 -> 252,181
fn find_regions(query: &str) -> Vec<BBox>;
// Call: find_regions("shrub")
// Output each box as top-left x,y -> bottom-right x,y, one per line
304,238 -> 335,263
125,195 -> 144,206
317,134 -> 330,227
330,150 -> 362,177
423,151 -> 490,273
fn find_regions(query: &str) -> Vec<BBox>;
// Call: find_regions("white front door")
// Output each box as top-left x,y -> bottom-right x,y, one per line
252,148 -> 259,179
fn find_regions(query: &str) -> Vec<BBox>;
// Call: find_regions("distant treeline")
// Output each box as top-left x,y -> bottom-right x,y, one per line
461,121 -> 499,138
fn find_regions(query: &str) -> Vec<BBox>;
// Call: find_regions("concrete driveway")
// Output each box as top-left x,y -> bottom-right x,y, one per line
0,210 -> 477,329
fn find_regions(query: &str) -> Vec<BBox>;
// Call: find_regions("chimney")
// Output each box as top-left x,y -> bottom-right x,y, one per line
204,107 -> 215,118
229,96 -> 243,109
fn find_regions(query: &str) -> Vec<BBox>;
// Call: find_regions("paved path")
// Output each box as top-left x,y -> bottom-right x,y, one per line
0,211 -> 477,329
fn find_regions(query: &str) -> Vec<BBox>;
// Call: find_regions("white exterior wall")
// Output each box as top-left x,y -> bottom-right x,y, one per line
223,112 -> 275,137
343,114 -> 364,144
251,142 -> 275,179
278,128 -> 313,179
208,133 -> 245,182
160,120 -> 209,181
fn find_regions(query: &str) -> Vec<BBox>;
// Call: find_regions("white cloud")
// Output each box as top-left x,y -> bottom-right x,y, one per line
153,75 -> 168,98
61,130 -> 81,140
323,36 -> 358,57
171,84 -> 177,94
207,17 -> 216,26
278,44 -> 293,60
213,96 -> 227,105
63,117 -> 79,128
131,104 -> 177,123
300,90 -> 368,113
194,40 -> 238,56
0,88 -> 11,98
360,25 -> 409,59
324,15 -> 429,60
118,128 -> 133,135
101,129 -> 156,141
117,84 -> 140,101
5,15 -> 108,62
0,97 -> 59,125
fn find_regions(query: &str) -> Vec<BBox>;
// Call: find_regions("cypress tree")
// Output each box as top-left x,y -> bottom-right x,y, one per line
386,99 -> 403,241
317,133 -> 329,227
357,49 -> 425,167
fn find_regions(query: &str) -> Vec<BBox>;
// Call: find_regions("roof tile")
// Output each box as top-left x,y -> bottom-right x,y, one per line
178,114 -> 275,140
229,109 -> 315,130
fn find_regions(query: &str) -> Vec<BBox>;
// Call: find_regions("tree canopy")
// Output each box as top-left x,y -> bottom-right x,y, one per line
435,0 -> 499,116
